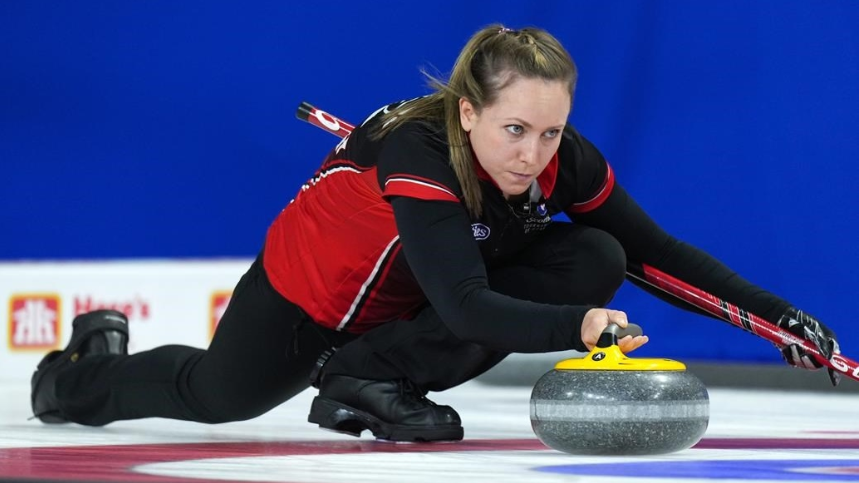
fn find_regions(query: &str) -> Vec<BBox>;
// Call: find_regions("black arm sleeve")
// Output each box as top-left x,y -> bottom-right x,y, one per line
391,196 -> 592,353
572,183 -> 791,323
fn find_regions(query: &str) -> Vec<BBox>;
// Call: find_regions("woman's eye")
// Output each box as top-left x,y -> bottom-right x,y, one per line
544,129 -> 560,139
505,125 -> 523,135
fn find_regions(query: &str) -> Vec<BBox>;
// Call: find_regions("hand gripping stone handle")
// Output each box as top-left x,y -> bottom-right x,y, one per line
295,101 -> 859,385
596,323 -> 643,349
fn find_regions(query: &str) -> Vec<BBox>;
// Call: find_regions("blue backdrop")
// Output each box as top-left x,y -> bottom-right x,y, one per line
2,1 -> 858,364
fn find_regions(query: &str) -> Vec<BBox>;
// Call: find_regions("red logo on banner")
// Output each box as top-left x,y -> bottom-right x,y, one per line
73,295 -> 151,321
8,294 -> 62,351
210,291 -> 232,339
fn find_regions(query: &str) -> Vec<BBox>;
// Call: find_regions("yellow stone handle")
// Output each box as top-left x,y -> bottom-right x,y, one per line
555,323 -> 687,371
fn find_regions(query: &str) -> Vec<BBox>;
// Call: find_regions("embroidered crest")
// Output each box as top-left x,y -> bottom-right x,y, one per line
471,223 -> 491,240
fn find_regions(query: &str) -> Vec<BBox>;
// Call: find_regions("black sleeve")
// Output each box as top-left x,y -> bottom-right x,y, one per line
391,196 -> 592,353
571,183 -> 791,323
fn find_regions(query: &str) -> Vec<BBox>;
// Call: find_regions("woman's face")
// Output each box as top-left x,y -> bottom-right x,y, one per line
460,76 -> 571,199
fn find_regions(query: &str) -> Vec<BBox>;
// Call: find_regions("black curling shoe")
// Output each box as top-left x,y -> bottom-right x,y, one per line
308,375 -> 464,442
31,310 -> 129,423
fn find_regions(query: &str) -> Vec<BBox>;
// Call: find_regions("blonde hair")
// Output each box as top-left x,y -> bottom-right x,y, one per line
373,24 -> 577,217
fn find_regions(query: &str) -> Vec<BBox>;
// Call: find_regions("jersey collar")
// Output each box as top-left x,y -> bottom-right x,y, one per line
472,151 -> 559,199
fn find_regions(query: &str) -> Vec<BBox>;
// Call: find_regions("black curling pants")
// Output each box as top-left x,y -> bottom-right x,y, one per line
54,223 -> 625,425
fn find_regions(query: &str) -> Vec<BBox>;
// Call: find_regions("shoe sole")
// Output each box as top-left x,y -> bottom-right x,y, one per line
33,411 -> 67,424
308,396 -> 463,442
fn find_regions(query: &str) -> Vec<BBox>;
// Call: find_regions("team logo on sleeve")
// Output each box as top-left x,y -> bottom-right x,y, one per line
471,223 -> 491,240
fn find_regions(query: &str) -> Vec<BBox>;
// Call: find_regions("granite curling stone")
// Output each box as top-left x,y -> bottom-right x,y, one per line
530,323 -> 709,456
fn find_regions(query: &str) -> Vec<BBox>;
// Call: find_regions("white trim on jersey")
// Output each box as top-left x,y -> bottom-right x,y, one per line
301,166 -> 363,192
336,235 -> 401,331
385,177 -> 456,198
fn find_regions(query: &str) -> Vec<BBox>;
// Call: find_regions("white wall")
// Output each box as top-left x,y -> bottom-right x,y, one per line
1,259 -> 253,381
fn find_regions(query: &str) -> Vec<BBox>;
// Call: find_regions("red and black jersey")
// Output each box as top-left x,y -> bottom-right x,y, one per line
266,100 -> 610,333
264,99 -> 789,352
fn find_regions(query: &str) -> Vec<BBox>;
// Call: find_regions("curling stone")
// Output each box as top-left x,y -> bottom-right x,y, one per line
530,323 -> 709,456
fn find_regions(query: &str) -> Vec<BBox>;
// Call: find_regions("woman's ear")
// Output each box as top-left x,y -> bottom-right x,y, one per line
459,97 -> 476,133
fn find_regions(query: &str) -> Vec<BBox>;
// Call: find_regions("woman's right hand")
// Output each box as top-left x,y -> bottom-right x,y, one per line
581,308 -> 649,353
